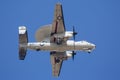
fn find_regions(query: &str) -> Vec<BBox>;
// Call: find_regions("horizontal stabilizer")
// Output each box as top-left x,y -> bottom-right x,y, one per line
18,26 -> 28,60
19,47 -> 27,60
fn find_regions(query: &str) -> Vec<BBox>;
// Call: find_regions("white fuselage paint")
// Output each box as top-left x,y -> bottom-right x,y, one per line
27,40 -> 95,52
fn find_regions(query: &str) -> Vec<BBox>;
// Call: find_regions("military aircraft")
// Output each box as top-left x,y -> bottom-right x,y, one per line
18,3 -> 96,77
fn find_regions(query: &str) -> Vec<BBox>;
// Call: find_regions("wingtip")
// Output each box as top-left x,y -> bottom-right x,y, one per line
56,2 -> 62,5
53,74 -> 59,77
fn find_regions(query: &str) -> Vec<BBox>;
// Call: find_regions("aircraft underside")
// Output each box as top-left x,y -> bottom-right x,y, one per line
18,3 -> 96,77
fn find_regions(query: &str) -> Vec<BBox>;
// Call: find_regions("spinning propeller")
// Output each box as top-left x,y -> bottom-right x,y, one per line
72,26 -> 77,60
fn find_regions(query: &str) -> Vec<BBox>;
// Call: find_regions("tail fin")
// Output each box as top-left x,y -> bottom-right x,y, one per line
18,26 -> 28,60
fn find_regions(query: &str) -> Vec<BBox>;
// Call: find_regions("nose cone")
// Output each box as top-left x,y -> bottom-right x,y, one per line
91,44 -> 96,49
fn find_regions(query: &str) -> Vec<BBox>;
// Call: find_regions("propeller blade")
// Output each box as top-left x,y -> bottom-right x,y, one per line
72,51 -> 74,60
72,26 -> 77,61
73,26 -> 77,36
72,51 -> 76,61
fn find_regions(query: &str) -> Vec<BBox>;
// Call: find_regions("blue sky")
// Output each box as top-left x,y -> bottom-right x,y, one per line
0,0 -> 120,80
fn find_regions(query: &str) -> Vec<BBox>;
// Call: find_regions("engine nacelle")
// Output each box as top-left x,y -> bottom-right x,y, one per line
66,51 -> 73,58
64,31 -> 73,39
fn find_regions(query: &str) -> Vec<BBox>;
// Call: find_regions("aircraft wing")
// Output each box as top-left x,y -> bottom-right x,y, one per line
50,3 -> 66,43
50,51 -> 65,77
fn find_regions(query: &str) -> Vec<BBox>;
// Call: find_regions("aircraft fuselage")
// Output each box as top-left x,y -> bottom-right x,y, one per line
27,40 -> 95,52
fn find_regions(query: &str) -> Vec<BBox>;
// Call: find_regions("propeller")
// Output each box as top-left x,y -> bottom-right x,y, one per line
73,26 -> 77,38
72,51 -> 76,60
72,26 -> 77,60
